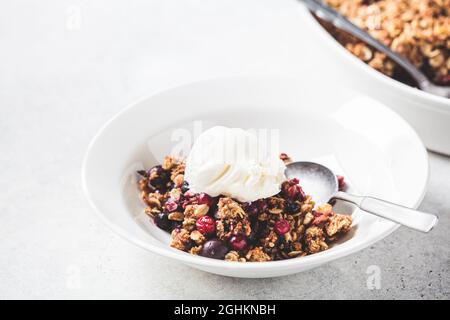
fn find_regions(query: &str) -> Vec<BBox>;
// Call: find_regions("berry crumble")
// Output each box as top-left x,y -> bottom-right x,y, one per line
137,155 -> 353,262
321,0 -> 449,86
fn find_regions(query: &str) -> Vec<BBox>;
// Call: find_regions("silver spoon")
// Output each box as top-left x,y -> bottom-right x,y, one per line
285,161 -> 438,232
298,0 -> 450,98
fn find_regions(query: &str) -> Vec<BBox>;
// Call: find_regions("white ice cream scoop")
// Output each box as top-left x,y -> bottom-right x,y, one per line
184,126 -> 286,202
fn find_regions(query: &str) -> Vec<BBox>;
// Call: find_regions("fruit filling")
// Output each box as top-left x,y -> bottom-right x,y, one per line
137,154 -> 353,262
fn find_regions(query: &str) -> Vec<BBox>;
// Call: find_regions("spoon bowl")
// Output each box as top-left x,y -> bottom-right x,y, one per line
286,161 -> 438,233
285,161 -> 338,205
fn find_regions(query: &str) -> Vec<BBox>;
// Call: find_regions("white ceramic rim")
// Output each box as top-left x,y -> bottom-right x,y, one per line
82,76 -> 429,271
298,6 -> 450,108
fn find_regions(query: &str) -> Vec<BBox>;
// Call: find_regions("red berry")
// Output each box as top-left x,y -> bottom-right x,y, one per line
288,185 -> 305,201
196,216 -> 215,234
337,175 -> 345,191
165,200 -> 178,213
229,234 -> 247,251
197,193 -> 212,206
282,178 -> 305,201
274,219 -> 291,235
287,185 -> 298,199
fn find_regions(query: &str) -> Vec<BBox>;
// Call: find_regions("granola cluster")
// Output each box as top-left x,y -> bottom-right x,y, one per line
138,155 -> 353,262
321,0 -> 450,86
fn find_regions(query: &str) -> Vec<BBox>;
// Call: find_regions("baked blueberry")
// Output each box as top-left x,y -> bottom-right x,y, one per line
200,239 -> 228,260
154,213 -> 172,231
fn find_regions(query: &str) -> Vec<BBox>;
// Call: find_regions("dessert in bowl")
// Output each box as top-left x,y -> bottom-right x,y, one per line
138,126 -> 352,262
82,76 -> 428,277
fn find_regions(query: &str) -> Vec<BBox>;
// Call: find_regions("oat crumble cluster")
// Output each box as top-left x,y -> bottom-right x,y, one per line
322,0 -> 450,85
138,155 -> 352,262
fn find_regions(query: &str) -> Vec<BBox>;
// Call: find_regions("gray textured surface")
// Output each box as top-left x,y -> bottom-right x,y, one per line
0,0 -> 449,299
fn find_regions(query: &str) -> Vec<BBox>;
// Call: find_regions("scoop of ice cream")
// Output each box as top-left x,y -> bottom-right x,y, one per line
184,126 -> 286,202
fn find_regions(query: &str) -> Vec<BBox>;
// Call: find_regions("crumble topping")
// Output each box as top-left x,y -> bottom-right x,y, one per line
326,214 -> 353,238
170,228 -> 191,251
139,155 -> 353,262
217,197 -> 247,219
305,226 -> 329,254
246,247 -> 272,262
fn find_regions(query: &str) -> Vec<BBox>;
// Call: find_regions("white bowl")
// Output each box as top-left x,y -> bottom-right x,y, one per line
82,76 -> 428,278
298,6 -> 450,155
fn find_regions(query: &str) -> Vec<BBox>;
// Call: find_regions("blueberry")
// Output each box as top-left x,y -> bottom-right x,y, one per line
154,213 -> 172,231
256,221 -> 269,239
285,201 -> 300,214
170,220 -> 182,230
207,197 -> 219,216
200,239 -> 228,260
180,181 -> 190,193
147,165 -> 170,190
248,221 -> 267,245
248,230 -> 258,245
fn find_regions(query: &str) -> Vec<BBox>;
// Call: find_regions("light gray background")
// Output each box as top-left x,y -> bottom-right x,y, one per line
0,0 -> 448,299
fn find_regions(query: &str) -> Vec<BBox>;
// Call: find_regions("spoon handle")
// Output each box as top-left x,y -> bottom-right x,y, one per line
333,192 -> 438,233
